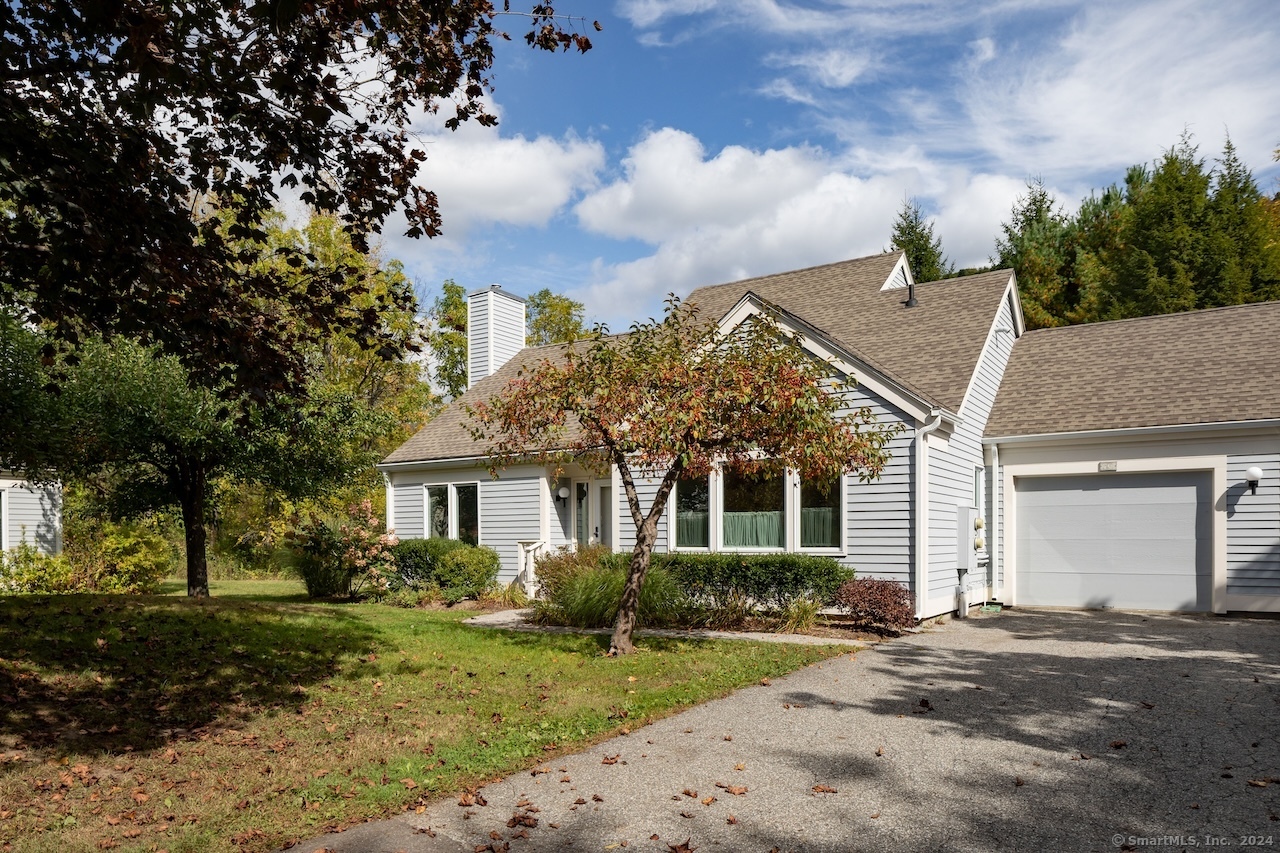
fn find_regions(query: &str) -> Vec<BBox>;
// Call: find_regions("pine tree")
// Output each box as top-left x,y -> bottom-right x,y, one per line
994,179 -> 1073,328
889,199 -> 952,282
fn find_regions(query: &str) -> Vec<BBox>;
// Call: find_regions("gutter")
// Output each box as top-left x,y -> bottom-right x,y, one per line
914,409 -> 945,618
984,418 -> 1280,446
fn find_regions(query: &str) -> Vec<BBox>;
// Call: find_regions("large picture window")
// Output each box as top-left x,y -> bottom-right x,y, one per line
674,475 -> 710,548
800,477 -> 841,548
722,470 -> 784,548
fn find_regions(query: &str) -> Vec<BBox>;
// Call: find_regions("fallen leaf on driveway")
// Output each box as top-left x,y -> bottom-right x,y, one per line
812,785 -> 837,794
734,763 -> 746,771
601,754 -> 619,765
668,840 -> 697,853
714,783 -> 748,796
1110,741 -> 1127,749
701,796 -> 716,805
681,789 -> 697,799
1014,777 -> 1025,787
1249,780 -> 1270,788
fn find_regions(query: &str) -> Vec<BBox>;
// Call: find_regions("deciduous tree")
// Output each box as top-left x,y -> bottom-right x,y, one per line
0,1 -> 595,394
469,299 -> 899,654
527,288 -> 586,346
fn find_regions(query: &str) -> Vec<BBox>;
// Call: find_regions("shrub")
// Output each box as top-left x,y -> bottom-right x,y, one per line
285,501 -> 397,599
533,563 -> 691,629
660,553 -> 852,615
532,545 -> 625,599
435,545 -> 501,604
833,577 -> 915,629
91,524 -> 172,594
389,537 -> 468,590
0,543 -> 78,593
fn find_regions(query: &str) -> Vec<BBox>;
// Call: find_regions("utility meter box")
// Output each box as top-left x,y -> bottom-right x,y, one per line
956,505 -> 979,575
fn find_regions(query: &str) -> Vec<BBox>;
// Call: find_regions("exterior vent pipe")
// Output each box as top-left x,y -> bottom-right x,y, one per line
904,282 -> 918,308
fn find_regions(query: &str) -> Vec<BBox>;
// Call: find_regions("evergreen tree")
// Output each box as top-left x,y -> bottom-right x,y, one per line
889,199 -> 952,282
993,179 -> 1073,328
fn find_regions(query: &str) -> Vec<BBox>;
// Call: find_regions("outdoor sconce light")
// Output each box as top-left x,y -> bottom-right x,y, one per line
1246,466 -> 1263,496
974,536 -> 985,551
974,516 -> 985,530
554,485 -> 571,505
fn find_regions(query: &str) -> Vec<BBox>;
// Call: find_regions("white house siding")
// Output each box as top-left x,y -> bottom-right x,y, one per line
616,475 -> 669,556
926,295 -> 1017,613
479,477 -> 543,582
4,483 -> 61,555
391,480 -> 425,539
1226,453 -> 1280,599
489,295 -> 526,373
843,394 -> 915,586
466,296 -> 490,387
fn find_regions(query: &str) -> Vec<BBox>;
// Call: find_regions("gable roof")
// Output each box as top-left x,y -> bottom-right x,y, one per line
684,253 -> 1016,413
383,253 -> 1017,466
382,341 -> 578,465
986,300 -> 1280,438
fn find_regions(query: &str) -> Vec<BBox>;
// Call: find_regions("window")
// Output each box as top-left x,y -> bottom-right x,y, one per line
575,482 -> 590,544
674,475 -> 710,548
425,483 -> 480,544
800,477 -> 841,548
722,470 -> 784,548
456,484 -> 479,545
426,486 -> 449,538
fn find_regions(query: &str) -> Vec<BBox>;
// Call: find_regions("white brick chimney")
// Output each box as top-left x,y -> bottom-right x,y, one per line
467,285 -> 527,387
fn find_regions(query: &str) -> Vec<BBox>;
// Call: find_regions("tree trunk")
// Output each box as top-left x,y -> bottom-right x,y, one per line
180,469 -> 209,598
610,518 -> 657,655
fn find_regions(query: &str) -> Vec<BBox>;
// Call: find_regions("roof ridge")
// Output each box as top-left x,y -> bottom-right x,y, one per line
1020,299 -> 1280,337
687,251 -> 902,297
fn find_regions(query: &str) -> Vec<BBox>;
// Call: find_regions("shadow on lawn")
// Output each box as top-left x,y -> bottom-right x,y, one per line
0,594 -> 380,756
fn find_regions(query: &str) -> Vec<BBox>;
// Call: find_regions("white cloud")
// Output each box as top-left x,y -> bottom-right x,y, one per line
758,78 -> 819,106
569,128 -> 1025,325
768,48 -> 871,88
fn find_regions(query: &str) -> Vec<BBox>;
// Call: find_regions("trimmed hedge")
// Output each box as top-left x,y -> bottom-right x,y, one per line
656,552 -> 852,613
389,538 -> 499,602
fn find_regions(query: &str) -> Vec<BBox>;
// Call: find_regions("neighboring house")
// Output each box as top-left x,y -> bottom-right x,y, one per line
0,473 -> 62,556
380,252 -> 1280,618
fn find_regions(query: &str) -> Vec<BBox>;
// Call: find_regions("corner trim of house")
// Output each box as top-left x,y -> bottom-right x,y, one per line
0,488 -> 8,552
383,472 -> 395,534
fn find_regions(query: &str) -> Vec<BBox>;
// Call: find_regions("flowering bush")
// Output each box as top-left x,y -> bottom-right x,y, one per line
286,500 -> 397,599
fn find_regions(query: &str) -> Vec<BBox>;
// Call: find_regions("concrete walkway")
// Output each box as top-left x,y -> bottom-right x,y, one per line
295,609 -> 1280,853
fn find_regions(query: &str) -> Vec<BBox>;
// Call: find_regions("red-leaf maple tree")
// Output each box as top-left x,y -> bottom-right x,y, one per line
469,297 -> 899,654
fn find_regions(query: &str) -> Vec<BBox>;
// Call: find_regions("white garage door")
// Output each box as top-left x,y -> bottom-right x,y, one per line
1015,471 -> 1212,611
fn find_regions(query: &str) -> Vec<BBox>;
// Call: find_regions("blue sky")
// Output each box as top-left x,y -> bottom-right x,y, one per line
377,0 -> 1280,330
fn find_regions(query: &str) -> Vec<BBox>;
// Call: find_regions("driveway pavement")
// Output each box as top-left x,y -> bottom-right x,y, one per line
295,609 -> 1280,853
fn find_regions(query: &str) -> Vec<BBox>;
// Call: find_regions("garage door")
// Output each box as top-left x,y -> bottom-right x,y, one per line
1015,471 -> 1212,611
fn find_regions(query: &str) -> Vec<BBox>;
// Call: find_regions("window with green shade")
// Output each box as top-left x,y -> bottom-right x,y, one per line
455,484 -> 479,545
800,477 -> 841,548
722,470 -> 784,548
427,486 -> 449,539
675,475 -> 710,548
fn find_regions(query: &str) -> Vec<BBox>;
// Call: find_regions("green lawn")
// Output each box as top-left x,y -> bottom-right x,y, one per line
0,581 -> 854,852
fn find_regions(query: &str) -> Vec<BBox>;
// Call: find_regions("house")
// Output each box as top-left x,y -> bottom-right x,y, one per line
0,473 -> 62,556
379,252 -> 1280,618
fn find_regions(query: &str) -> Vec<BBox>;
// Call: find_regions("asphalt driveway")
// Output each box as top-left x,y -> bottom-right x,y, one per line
297,609 -> 1280,853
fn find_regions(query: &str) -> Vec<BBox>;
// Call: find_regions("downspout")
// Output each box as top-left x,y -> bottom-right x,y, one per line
914,409 -> 944,618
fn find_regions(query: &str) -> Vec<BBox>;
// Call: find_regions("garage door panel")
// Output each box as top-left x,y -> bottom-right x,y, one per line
1016,471 -> 1211,611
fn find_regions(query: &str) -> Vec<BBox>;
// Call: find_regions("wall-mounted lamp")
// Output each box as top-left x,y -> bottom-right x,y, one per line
1246,466 -> 1264,496
554,485 -> 571,505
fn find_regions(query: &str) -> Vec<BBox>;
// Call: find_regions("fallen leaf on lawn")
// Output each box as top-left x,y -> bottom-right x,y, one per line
682,788 -> 698,799
627,676 -> 637,682
402,778 -> 417,790
106,816 -> 121,826
812,785 -> 838,794
131,792 -> 148,804
701,796 -> 716,806
1110,741 -> 1127,749
458,792 -> 474,806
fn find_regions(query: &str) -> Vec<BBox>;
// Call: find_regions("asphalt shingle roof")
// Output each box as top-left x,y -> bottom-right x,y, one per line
383,252 -> 1016,465
986,300 -> 1280,437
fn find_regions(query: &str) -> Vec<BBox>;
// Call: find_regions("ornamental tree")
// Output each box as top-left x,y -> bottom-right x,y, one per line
469,297 -> 900,655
